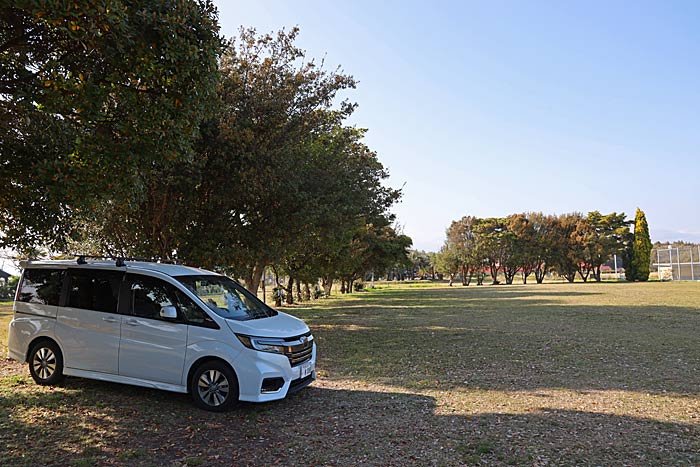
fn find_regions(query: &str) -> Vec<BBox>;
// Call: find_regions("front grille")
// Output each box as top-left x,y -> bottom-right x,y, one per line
284,331 -> 313,367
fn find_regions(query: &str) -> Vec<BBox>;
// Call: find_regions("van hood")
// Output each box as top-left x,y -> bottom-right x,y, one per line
225,311 -> 309,338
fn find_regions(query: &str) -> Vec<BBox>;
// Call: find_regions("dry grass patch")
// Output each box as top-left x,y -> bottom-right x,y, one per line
1,282 -> 700,466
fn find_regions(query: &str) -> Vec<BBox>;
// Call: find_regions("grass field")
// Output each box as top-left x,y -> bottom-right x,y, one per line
1,281 -> 700,466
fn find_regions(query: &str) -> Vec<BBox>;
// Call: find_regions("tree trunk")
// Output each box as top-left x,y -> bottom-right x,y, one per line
243,259 -> 266,294
274,290 -> 282,307
534,262 -> 546,284
340,281 -> 346,294
504,268 -> 515,285
286,277 -> 294,304
303,283 -> 311,301
295,281 -> 302,302
490,261 -> 500,285
348,280 -> 354,293
322,276 -> 334,296
578,268 -> 589,282
274,267 -> 280,287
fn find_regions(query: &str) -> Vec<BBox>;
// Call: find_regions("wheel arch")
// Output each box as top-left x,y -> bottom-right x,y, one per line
26,336 -> 63,362
186,356 -> 239,395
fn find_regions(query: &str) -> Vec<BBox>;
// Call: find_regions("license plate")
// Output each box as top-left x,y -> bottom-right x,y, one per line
299,361 -> 314,379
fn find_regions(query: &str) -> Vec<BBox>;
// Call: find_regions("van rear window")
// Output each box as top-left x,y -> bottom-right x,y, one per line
18,269 -> 63,306
67,270 -> 123,313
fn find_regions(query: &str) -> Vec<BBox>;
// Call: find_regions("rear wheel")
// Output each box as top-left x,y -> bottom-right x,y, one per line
190,361 -> 239,412
28,340 -> 64,385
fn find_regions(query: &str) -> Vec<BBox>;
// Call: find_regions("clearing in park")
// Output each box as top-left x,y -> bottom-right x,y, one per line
1,281 -> 699,466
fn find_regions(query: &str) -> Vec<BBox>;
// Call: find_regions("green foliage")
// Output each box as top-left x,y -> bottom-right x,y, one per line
549,213 -> 582,283
1,1 -> 223,251
439,216 -> 486,286
570,211 -> 630,282
0,276 -> 19,300
441,211 -> 632,284
62,26 -> 404,297
331,220 -> 412,290
629,208 -> 652,281
408,250 -> 433,278
475,217 -> 510,285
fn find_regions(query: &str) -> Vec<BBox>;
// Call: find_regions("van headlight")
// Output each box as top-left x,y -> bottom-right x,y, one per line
236,334 -> 287,354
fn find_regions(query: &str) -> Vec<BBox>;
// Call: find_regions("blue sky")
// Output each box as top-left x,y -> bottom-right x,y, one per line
216,1 -> 700,251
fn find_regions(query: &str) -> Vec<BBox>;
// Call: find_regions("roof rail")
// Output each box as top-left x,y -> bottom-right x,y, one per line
74,255 -> 182,267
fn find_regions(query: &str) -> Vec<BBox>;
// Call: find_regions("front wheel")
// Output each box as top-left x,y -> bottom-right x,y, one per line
28,340 -> 65,385
191,361 -> 239,412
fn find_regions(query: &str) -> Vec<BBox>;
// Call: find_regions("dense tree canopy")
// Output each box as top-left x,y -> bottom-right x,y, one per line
437,211 -> 634,284
1,1 -> 223,251
0,1 -> 409,300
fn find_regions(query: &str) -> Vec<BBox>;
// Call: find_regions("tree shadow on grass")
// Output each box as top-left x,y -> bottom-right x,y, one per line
342,287 -> 603,304
1,375 -> 699,467
302,299 -> 700,396
294,285 -> 608,319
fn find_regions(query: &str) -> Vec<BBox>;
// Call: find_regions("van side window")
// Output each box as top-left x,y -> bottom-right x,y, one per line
67,270 -> 122,313
128,276 -> 177,320
174,289 -> 218,329
18,269 -> 63,305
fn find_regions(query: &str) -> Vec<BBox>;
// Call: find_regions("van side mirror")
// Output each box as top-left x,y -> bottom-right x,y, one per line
160,305 -> 178,320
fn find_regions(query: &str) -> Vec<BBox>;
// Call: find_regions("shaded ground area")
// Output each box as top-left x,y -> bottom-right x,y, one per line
1,282 -> 700,466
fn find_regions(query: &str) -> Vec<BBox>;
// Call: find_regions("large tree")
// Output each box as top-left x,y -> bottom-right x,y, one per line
435,244 -> 460,286
505,214 -> 532,284
551,213 -> 582,283
475,217 -> 510,285
527,212 -> 557,284
444,216 -> 483,286
1,1 -> 223,251
333,221 -> 412,294
569,212 -> 630,282
586,211 -> 630,282
73,27 -> 402,295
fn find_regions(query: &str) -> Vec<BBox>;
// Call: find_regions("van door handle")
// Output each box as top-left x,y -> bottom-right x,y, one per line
102,317 -> 118,323
125,319 -> 140,326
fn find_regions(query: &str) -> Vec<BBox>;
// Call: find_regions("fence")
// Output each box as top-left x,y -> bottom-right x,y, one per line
652,246 -> 700,281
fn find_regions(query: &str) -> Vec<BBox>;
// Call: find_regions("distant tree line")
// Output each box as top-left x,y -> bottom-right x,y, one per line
1,4 -> 411,300
434,210 -> 652,285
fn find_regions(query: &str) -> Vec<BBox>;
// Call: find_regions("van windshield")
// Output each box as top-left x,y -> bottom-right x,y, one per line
175,275 -> 277,321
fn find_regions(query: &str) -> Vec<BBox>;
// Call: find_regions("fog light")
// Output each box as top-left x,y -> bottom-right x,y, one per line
261,377 -> 284,393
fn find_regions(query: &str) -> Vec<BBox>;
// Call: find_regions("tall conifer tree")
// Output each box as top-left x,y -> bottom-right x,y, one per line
630,208 -> 652,281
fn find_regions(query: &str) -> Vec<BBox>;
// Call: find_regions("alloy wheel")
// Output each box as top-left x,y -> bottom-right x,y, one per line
32,347 -> 57,380
197,369 -> 230,407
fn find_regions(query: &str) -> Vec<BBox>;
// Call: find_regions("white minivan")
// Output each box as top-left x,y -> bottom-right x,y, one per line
7,258 -> 316,411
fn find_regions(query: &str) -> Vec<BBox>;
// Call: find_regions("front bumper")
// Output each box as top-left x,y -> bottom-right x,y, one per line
288,374 -> 315,395
234,343 -> 316,402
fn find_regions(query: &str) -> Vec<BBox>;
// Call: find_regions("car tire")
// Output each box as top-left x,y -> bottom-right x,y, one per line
191,361 -> 239,412
28,340 -> 65,385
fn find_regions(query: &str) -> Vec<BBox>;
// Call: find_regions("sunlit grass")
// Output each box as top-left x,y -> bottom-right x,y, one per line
1,281 -> 700,466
